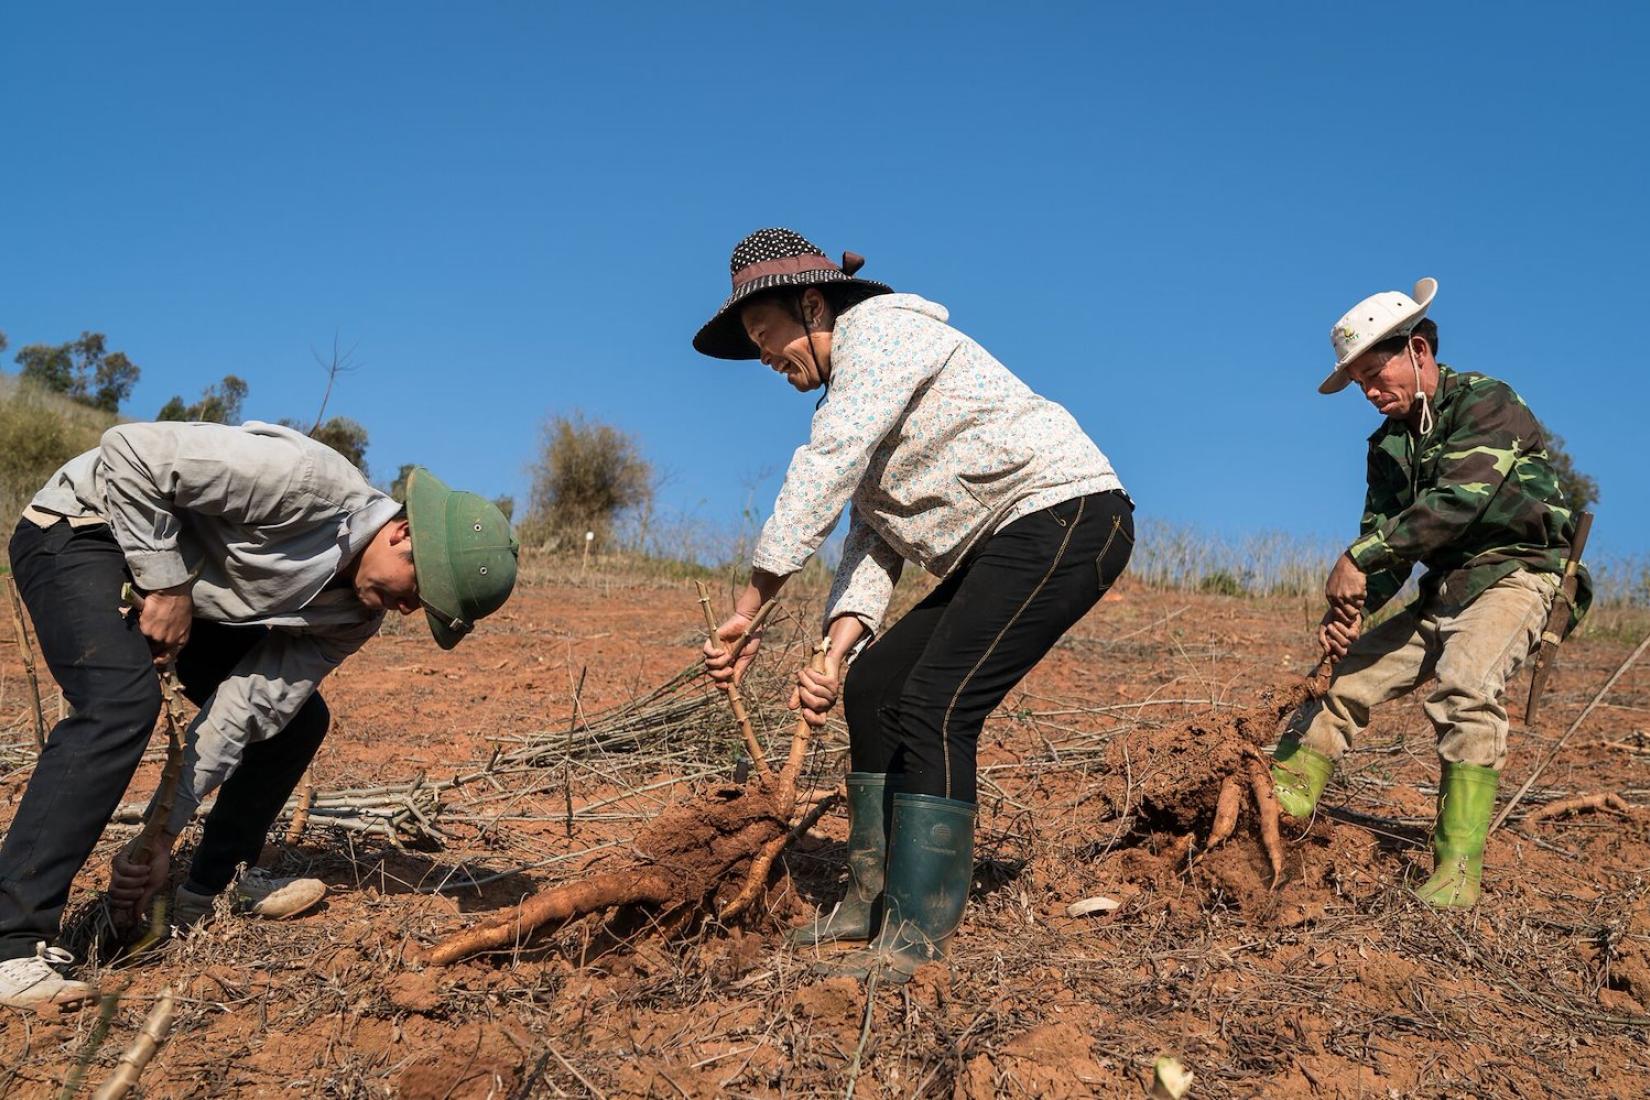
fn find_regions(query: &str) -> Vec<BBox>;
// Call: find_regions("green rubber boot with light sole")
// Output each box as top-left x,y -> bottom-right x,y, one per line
813,793 -> 976,984
787,773 -> 895,946
1270,740 -> 1336,819
1415,762 -> 1499,909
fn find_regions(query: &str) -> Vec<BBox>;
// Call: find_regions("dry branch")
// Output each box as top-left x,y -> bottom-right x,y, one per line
1493,628 -> 1650,833
91,988 -> 175,1100
1522,792 -> 1632,825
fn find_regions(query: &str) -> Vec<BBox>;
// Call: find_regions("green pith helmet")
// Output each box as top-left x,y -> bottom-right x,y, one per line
404,467 -> 519,650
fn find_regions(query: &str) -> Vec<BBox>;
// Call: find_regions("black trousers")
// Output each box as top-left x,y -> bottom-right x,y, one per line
842,491 -> 1133,803
0,521 -> 329,960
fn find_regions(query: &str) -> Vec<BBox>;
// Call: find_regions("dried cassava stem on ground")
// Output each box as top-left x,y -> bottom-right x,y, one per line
1522,792 -> 1632,824
91,988 -> 175,1100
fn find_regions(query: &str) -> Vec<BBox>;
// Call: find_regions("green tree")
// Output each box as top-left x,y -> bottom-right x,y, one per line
1541,423 -> 1599,515
14,332 -> 140,414
493,495 -> 515,523
521,412 -> 652,549
157,374 -> 249,424
388,463 -> 415,503
294,416 -> 370,476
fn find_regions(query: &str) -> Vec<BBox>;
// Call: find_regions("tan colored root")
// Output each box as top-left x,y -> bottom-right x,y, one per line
1246,750 -> 1284,888
1522,792 -> 1632,825
424,870 -> 676,965
91,988 -> 175,1100
1205,776 -> 1243,850
284,769 -> 316,844
718,788 -> 842,921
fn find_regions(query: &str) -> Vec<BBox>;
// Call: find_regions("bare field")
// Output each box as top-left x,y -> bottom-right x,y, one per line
3,564 -> 1649,1098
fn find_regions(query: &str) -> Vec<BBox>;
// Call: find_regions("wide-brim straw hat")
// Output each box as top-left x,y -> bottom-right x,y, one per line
693,227 -> 893,360
1320,277 -> 1439,394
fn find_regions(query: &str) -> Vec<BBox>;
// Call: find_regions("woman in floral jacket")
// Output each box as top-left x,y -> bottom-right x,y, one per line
697,228 -> 1132,981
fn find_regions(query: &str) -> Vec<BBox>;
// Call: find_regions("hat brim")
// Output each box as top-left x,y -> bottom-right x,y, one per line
405,468 -> 468,649
1320,278 -> 1439,394
693,271 -> 893,360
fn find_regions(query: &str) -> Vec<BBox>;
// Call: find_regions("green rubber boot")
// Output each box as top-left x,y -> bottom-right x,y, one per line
787,773 -> 895,946
1415,762 -> 1499,909
814,793 -> 976,984
1271,740 -> 1336,819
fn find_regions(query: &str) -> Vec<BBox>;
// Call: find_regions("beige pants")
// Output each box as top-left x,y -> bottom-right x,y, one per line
1289,569 -> 1558,770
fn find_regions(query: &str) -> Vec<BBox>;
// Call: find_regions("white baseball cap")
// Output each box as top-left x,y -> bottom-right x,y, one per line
1320,277 -> 1439,394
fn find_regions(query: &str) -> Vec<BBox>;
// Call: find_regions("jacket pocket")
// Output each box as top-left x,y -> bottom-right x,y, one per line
954,449 -> 1036,518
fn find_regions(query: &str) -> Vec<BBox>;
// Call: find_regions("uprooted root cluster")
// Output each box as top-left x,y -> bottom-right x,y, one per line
420,784 -> 792,965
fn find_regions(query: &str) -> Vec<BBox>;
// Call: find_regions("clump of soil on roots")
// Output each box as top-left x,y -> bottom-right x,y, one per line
1096,674 -> 1333,914
419,780 -> 816,966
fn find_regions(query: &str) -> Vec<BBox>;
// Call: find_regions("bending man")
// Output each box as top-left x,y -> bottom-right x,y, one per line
1271,279 -> 1589,908
0,421 -> 517,1008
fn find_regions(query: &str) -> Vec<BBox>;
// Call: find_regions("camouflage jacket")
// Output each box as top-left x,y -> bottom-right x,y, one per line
1347,365 -> 1592,627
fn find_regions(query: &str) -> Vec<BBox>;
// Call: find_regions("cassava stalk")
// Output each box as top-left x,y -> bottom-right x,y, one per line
91,988 -> 176,1100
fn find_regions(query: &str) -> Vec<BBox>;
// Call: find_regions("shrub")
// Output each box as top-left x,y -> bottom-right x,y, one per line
519,413 -> 653,551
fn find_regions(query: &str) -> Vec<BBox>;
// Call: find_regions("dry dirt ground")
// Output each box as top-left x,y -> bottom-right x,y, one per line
3,558 -> 1650,1098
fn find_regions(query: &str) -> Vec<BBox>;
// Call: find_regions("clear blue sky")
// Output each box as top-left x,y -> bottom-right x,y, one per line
2,3 -> 1644,561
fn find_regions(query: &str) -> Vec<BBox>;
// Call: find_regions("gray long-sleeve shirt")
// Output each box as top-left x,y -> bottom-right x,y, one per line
28,420 -> 402,832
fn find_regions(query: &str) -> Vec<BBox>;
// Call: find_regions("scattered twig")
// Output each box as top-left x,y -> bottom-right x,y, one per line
1493,629 -> 1650,833
1521,792 -> 1632,825
91,987 -> 176,1100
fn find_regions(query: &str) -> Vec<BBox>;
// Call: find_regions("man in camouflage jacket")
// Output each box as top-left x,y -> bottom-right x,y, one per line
1270,278 -> 1590,909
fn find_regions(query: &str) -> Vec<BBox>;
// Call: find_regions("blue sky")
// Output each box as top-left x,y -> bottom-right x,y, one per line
2,3 -> 1644,561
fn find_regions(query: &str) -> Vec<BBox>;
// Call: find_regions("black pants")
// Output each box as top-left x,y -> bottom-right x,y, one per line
842,491 -> 1133,803
0,521 -> 329,960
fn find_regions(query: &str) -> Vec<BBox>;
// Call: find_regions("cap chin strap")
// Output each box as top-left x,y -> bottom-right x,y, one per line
1409,341 -> 1435,436
422,599 -> 472,636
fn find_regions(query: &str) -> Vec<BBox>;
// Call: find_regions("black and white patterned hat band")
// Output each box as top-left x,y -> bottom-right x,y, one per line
692,226 -> 894,360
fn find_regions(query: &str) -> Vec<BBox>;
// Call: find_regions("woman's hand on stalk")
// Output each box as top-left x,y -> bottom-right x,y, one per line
702,571 -> 789,690
789,614 -> 866,725
791,654 -> 842,727
703,612 -> 760,688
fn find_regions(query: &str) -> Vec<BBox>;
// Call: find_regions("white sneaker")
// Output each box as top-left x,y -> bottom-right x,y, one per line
174,869 -> 326,928
0,943 -> 94,1008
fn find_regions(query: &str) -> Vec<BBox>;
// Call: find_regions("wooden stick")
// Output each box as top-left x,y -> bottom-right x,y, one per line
91,988 -> 176,1100
695,585 -> 777,778
4,575 -> 45,752
1492,628 -> 1650,834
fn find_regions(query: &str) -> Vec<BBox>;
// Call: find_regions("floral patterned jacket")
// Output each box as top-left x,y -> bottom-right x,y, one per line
750,293 -> 1124,636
